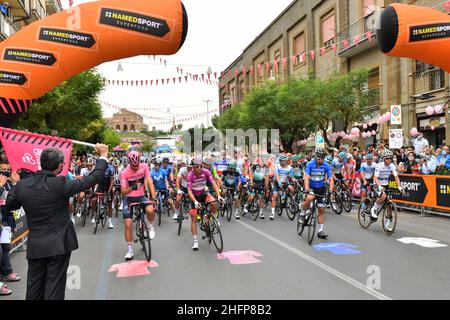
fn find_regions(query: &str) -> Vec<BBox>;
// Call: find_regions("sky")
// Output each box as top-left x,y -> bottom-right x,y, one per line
66,0 -> 294,130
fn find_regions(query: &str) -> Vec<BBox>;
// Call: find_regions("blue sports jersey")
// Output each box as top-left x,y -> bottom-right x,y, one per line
105,164 -> 114,178
305,159 -> 332,189
360,162 -> 377,180
276,165 -> 293,184
331,158 -> 346,175
161,164 -> 173,180
151,168 -> 167,190
214,159 -> 229,174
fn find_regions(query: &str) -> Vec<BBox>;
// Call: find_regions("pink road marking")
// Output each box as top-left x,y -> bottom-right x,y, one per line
217,250 -> 263,265
108,260 -> 158,278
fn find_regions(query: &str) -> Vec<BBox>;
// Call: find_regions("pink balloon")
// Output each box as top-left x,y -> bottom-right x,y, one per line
362,132 -> 367,138
351,127 -> 360,136
368,122 -> 373,127
371,130 -> 377,136
363,124 -> 368,129
431,126 -> 435,131
435,105 -> 443,114
339,132 -> 345,138
384,113 -> 391,122
378,116 -> 384,124
426,106 -> 434,116
366,132 -> 372,137
410,127 -> 418,136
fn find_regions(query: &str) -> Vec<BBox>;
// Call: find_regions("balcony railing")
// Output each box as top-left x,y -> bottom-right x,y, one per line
9,0 -> 31,16
0,14 -> 17,40
45,0 -> 62,15
414,68 -> 446,94
337,12 -> 377,58
31,0 -> 46,20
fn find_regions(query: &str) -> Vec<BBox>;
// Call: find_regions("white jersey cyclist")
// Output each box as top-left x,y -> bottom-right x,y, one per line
374,162 -> 398,186
331,158 -> 346,175
177,166 -> 189,189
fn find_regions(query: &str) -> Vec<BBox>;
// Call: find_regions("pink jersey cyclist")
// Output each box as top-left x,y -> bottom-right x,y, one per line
121,163 -> 151,198
187,168 -> 214,198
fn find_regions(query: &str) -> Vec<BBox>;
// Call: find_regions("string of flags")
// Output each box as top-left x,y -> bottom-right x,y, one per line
219,30 -> 376,88
101,101 -> 219,126
106,76 -> 219,87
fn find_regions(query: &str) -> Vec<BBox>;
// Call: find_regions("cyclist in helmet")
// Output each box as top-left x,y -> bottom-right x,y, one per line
300,148 -> 334,239
324,155 -> 333,165
120,151 -> 157,261
161,156 -> 175,197
245,159 -> 269,219
174,158 -> 192,220
360,154 -> 377,202
187,157 -> 224,251
332,151 -> 347,182
270,155 -> 296,220
221,160 -> 243,219
152,158 -> 176,218
371,149 -> 404,231
76,158 -> 95,213
213,151 -> 229,176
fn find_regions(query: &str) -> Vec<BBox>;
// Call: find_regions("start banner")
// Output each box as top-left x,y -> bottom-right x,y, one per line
389,174 -> 450,211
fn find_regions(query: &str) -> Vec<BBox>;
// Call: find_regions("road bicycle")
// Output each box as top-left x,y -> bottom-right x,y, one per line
195,200 -> 224,253
93,192 -> 108,234
244,185 -> 265,221
297,191 -> 327,245
275,182 -> 298,220
156,190 -> 171,226
177,190 -> 190,236
130,200 -> 156,262
334,179 -> 353,213
220,186 -> 236,222
112,186 -> 122,218
358,187 -> 403,236
75,190 -> 93,228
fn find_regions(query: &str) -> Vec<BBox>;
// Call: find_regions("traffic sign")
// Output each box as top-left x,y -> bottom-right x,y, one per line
391,105 -> 402,125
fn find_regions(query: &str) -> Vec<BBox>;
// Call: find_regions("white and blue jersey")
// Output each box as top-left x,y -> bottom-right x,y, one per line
331,158 -> 346,175
151,168 -> 168,191
214,159 -> 229,175
305,160 -> 332,189
360,162 -> 377,180
276,164 -> 293,184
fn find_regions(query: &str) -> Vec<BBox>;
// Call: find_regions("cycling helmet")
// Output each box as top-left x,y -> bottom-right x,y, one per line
339,151 -> 347,159
279,155 -> 289,162
315,149 -> 327,159
228,160 -> 238,170
113,159 -> 121,166
292,155 -> 301,162
365,154 -> 374,161
163,157 -> 170,163
203,156 -> 212,166
325,155 -> 333,164
140,156 -> 146,163
381,149 -> 394,160
155,158 -> 162,165
191,157 -> 203,166
127,151 -> 140,166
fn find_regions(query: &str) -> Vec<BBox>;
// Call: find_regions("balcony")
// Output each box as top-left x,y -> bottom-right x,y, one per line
9,0 -> 31,17
29,0 -> 46,22
45,0 -> 62,15
0,14 -> 17,40
414,68 -> 446,95
337,13 -> 377,58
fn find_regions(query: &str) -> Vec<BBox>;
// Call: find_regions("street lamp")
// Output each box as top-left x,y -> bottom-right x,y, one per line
203,99 -> 212,128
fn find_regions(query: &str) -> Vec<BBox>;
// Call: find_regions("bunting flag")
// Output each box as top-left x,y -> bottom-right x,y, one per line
106,76 -> 219,87
0,127 -> 73,176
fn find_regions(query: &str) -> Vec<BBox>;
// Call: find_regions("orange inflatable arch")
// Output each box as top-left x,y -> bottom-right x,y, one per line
377,3 -> 450,71
0,0 -> 188,127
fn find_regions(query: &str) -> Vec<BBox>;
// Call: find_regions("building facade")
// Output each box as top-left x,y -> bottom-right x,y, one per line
218,0 -> 450,149
0,0 -> 62,41
105,108 -> 149,133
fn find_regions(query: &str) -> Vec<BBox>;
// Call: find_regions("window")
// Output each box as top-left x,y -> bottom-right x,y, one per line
130,124 -> 135,132
363,0 -> 376,17
293,33 -> 305,65
270,49 -> 281,77
123,124 -> 128,132
115,125 -> 121,131
367,67 -> 380,106
321,11 -> 336,47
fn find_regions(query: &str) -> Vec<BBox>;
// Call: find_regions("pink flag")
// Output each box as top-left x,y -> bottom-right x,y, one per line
0,127 -> 73,176
354,35 -> 360,46
367,32 -> 373,42
320,47 -> 326,55
332,43 -> 337,53
310,50 -> 316,60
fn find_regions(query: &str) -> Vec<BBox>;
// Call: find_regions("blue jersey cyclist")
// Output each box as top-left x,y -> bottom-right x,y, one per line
220,161 -> 243,219
270,155 -> 296,221
151,159 -> 176,214
299,148 -> 334,239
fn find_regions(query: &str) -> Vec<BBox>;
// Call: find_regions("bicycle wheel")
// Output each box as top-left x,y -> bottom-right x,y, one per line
358,198 -> 373,229
94,209 -> 100,235
275,197 -> 283,216
209,214 -> 224,253
114,195 -> 120,218
226,195 -> 232,222
297,210 -> 306,236
381,202 -> 397,236
139,218 -> 152,262
157,203 -> 162,227
342,191 -> 353,213
286,195 -> 298,221
330,191 -> 343,215
307,206 -> 317,245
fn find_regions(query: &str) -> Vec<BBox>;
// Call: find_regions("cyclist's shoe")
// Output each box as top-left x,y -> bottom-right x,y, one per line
108,221 -> 114,229
317,231 -> 328,239
269,212 -> 275,220
124,251 -> 134,261
243,206 -> 249,214
370,207 -> 378,219
173,213 -> 179,220
0,283 -> 12,296
71,217 -> 75,225
298,214 -> 306,225
76,210 -> 82,218
0,273 -> 21,282
149,225 -> 156,240
192,240 -> 199,251
91,218 -> 96,224
235,212 -> 240,220
384,219 -> 393,232
259,213 -> 265,219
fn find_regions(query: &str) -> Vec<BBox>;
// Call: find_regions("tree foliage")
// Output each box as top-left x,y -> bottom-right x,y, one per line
214,69 -> 373,150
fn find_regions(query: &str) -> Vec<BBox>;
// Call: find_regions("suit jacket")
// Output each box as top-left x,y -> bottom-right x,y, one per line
6,159 -> 108,259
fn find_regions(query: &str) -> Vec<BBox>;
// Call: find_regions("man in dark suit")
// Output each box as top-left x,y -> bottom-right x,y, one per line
6,144 -> 109,300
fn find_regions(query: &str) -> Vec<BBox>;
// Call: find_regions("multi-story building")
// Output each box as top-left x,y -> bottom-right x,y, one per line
219,0 -> 450,149
105,109 -> 149,133
0,0 -> 62,42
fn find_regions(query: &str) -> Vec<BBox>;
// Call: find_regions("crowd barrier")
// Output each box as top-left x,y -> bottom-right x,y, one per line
352,173 -> 450,216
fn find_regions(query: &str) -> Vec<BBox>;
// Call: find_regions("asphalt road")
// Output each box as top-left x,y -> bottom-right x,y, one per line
5,204 -> 450,300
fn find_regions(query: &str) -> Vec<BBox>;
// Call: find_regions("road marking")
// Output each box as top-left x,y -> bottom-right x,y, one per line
109,260 -> 158,278
397,237 -> 448,248
313,243 -> 363,255
217,250 -> 263,265
236,220 -> 392,300
95,229 -> 115,300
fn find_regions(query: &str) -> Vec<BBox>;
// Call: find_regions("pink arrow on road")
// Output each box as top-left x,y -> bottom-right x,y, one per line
217,250 -> 263,265
109,260 -> 159,278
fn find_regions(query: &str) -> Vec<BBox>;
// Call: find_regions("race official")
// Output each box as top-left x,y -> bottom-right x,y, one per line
5,144 -> 109,300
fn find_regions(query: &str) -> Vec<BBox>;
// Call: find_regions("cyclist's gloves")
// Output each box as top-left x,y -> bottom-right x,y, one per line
218,196 -> 225,203
194,201 -> 202,209
177,189 -> 183,195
